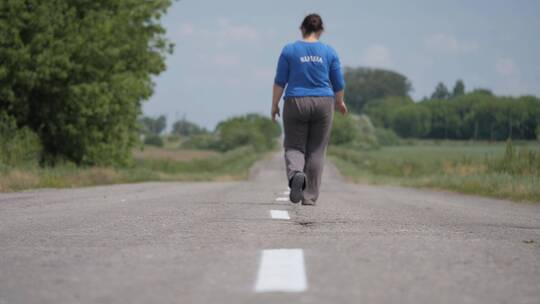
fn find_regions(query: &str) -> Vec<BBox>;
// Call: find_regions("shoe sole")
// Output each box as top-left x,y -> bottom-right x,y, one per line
289,172 -> 305,204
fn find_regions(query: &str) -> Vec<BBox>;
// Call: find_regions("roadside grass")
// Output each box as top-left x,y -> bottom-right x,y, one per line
0,146 -> 268,192
132,146 -> 218,161
328,141 -> 540,203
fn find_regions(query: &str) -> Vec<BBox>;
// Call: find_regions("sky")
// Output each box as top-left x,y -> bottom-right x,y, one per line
143,0 -> 540,130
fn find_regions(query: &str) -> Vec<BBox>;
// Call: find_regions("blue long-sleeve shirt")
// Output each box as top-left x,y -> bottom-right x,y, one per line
274,40 -> 345,97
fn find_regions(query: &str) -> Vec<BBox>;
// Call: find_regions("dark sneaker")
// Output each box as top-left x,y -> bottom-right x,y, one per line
289,172 -> 306,204
302,199 -> 316,206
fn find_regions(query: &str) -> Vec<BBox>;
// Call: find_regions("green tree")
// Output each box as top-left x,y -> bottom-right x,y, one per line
0,0 -> 173,165
431,82 -> 450,99
471,88 -> 493,96
423,100 -> 460,139
517,96 -> 540,140
364,96 -> 414,128
143,135 -> 164,147
452,79 -> 465,98
344,67 -> 412,113
172,117 -> 207,137
140,115 -> 167,135
454,92 -> 485,139
390,105 -> 431,138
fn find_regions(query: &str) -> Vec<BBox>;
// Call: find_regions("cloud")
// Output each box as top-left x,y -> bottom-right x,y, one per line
176,23 -> 209,38
424,33 -> 479,55
173,19 -> 264,80
176,19 -> 260,45
496,57 -> 519,77
213,53 -> 240,67
494,56 -> 529,95
216,18 -> 259,41
251,67 -> 274,82
360,44 -> 393,68
179,24 -> 195,36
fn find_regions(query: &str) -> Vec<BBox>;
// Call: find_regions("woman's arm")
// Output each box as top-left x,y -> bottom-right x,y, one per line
272,46 -> 289,122
329,47 -> 347,115
272,84 -> 284,122
334,90 -> 348,115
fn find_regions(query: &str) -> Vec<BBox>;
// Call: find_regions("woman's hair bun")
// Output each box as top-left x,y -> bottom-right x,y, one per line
300,13 -> 324,35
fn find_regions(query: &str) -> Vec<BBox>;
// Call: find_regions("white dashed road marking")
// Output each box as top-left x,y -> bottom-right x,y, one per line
255,249 -> 307,293
270,210 -> 290,220
282,190 -> 290,195
275,197 -> 289,202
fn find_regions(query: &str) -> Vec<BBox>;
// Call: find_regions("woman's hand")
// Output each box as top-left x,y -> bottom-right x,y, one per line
336,100 -> 348,115
334,90 -> 348,115
271,104 -> 280,122
272,84 -> 284,122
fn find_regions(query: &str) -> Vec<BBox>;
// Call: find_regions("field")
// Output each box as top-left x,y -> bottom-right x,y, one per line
0,146 -> 269,192
329,140 -> 540,203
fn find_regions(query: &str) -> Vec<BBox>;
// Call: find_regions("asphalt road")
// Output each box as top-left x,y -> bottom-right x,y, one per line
1,151 -> 539,304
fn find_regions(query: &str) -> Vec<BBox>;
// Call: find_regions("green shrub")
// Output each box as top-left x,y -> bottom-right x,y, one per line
352,114 -> 378,145
163,134 -> 182,148
144,135 -> 164,147
331,113 -> 360,146
214,114 -> 281,152
331,113 -> 380,148
181,133 -> 221,150
0,112 -> 42,167
375,128 -> 401,146
217,121 -> 266,152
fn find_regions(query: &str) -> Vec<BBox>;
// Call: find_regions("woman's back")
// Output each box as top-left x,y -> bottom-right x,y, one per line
274,40 -> 344,98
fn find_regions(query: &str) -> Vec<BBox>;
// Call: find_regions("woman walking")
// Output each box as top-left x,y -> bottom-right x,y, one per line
271,13 -> 348,206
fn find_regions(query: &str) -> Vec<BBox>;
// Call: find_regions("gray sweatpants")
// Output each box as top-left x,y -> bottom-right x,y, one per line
282,96 -> 335,202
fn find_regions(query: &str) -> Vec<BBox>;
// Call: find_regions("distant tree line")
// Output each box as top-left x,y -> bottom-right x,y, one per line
182,114 -> 281,152
344,67 -> 540,140
139,113 -> 281,152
